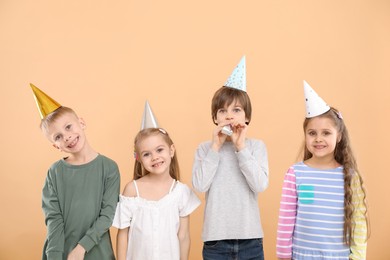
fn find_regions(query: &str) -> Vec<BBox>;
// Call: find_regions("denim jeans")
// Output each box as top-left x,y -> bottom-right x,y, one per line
202,238 -> 264,260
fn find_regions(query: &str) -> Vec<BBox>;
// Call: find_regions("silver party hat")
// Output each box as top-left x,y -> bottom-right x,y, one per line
141,100 -> 159,129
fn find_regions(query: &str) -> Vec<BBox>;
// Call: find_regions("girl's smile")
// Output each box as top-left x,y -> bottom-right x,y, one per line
137,134 -> 175,176
152,161 -> 164,168
305,117 -> 340,162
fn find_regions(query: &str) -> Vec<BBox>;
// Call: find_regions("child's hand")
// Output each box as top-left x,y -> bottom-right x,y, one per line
211,124 -> 228,151
67,244 -> 86,260
230,123 -> 247,151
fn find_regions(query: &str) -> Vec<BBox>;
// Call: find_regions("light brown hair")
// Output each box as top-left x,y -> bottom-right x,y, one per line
40,106 -> 78,134
133,128 -> 180,181
211,86 -> 252,125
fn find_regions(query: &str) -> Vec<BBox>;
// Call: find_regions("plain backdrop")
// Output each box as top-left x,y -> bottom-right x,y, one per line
0,0 -> 389,259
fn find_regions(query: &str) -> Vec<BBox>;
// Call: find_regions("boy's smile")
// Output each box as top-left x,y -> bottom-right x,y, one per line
67,136 -> 79,149
46,112 -> 86,154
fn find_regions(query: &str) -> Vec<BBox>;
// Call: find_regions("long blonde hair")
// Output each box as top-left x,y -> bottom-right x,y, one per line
302,107 -> 369,245
133,128 -> 180,181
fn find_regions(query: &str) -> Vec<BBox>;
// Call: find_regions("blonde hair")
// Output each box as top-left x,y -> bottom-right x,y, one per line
133,128 -> 180,181
40,106 -> 78,133
302,107 -> 370,245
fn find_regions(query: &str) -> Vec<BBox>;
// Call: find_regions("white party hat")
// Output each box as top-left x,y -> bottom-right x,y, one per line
141,100 -> 159,129
224,56 -> 246,92
303,80 -> 330,118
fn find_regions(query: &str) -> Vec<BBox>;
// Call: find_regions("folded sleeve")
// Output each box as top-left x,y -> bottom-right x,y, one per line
178,184 -> 201,217
112,196 -> 137,229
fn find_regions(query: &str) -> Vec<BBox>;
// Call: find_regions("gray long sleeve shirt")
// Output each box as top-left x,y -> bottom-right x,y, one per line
192,139 -> 269,242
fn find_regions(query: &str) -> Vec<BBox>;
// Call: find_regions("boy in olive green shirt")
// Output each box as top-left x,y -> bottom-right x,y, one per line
31,84 -> 120,259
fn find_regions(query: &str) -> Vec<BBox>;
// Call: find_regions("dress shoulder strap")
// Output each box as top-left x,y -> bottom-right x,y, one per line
169,179 -> 177,194
133,180 -> 140,197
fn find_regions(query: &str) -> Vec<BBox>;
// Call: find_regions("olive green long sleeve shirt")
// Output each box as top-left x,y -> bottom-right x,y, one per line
42,154 -> 120,260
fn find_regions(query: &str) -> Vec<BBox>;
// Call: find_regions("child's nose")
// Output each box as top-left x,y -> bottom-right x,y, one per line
226,112 -> 233,120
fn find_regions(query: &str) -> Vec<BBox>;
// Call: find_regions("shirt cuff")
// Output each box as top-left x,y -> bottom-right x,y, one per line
79,236 -> 95,252
235,146 -> 250,159
46,251 -> 63,260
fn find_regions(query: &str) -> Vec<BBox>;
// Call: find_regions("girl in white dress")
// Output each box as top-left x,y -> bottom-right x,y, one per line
113,128 -> 201,260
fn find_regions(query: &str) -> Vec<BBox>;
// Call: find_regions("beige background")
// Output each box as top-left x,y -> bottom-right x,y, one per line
1,0 -> 389,259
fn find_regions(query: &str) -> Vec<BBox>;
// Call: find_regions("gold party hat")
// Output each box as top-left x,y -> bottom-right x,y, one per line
30,83 -> 61,119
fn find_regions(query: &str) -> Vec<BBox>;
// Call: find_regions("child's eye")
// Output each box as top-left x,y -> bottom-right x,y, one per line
217,109 -> 226,114
157,148 -> 164,153
323,131 -> 331,136
308,131 -> 316,136
54,135 -> 61,141
233,108 -> 242,113
142,153 -> 150,157
65,124 -> 72,130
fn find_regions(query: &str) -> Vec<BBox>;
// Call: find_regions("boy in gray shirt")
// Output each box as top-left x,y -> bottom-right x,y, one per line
192,57 -> 269,260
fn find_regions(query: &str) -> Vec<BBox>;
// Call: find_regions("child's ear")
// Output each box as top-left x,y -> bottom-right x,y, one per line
337,133 -> 342,143
170,144 -> 176,158
52,144 -> 61,151
134,152 -> 139,161
79,117 -> 86,129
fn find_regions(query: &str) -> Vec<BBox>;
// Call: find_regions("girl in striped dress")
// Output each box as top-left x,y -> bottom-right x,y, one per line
276,82 -> 369,260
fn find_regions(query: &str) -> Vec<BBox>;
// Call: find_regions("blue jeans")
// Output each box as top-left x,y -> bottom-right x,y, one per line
202,238 -> 264,260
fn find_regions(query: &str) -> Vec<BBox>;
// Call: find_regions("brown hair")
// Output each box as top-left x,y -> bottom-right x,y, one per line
211,86 -> 252,125
133,128 -> 180,181
40,106 -> 78,133
302,107 -> 369,245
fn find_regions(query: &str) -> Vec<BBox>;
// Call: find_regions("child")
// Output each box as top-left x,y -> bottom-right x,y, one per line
30,83 -> 120,260
192,56 -> 269,259
276,81 -> 369,260
113,101 -> 201,260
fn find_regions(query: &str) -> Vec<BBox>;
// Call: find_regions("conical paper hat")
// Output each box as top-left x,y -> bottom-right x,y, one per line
303,80 -> 330,118
224,56 -> 246,92
30,83 -> 61,119
141,101 -> 159,129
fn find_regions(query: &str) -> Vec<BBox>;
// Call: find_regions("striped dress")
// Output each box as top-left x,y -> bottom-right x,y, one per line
276,162 -> 367,260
